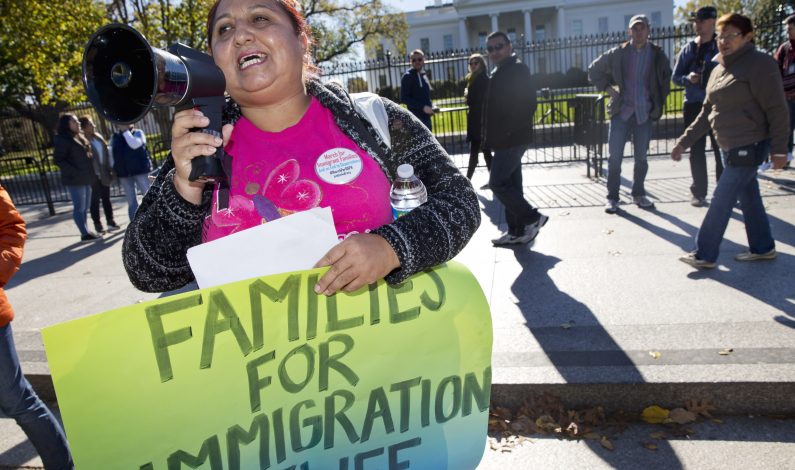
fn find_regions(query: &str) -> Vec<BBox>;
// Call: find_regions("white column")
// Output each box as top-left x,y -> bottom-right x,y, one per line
458,17 -> 470,50
523,9 -> 532,44
490,13 -> 499,33
557,7 -> 566,38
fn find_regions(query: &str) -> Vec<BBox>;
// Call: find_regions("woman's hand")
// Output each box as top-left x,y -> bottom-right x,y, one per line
671,145 -> 684,162
313,233 -> 400,296
170,109 -> 231,204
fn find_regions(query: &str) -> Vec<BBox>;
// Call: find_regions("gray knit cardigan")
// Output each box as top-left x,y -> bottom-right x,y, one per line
121,79 -> 480,292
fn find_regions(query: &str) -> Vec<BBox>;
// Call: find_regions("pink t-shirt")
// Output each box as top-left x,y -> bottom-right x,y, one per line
202,97 -> 393,242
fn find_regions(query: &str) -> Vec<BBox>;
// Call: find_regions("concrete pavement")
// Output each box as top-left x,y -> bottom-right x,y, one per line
2,155 -> 794,468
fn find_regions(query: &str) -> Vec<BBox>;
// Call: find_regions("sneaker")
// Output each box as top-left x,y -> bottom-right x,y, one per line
492,232 -> 523,246
107,222 -> 121,232
604,199 -> 619,214
81,232 -> 101,242
633,195 -> 655,209
480,183 -> 490,190
94,225 -> 106,235
734,249 -> 777,262
678,252 -> 716,269
690,197 -> 707,207
758,161 -> 772,172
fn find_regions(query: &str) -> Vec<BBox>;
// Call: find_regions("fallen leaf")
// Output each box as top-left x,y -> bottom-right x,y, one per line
649,431 -> 666,440
711,418 -> 723,424
685,399 -> 716,418
583,432 -> 601,440
566,422 -> 579,435
666,408 -> 697,424
641,405 -> 670,424
561,322 -> 573,329
559,211 -> 571,216
600,436 -> 614,451
649,351 -> 661,359
719,348 -> 734,355
603,229 -> 614,235
642,442 -> 658,451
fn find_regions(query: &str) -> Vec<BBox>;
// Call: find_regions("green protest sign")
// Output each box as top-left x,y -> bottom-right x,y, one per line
42,261 -> 492,469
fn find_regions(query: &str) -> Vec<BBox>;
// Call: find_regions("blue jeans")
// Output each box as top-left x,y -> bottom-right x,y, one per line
119,173 -> 151,221
0,324 -> 73,469
694,150 -> 775,262
787,100 -> 795,154
65,185 -> 91,236
489,145 -> 539,235
606,115 -> 652,201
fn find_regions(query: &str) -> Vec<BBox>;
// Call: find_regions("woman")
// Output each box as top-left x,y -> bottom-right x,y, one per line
671,13 -> 788,269
79,116 -> 120,234
122,0 -> 479,294
464,53 -> 492,184
53,114 -> 100,241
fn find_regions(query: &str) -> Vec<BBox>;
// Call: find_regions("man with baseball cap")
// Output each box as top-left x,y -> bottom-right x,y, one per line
588,14 -> 672,214
773,13 -> 795,168
673,6 -> 722,206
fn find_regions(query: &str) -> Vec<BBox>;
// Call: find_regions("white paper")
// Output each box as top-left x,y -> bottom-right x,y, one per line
187,207 -> 339,289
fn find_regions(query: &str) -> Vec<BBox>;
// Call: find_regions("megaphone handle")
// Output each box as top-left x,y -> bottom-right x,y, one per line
178,96 -> 227,183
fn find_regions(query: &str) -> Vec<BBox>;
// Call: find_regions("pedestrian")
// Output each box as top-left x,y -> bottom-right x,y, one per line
0,184 -> 74,470
122,0 -> 479,294
111,123 -> 152,221
53,114 -> 100,241
671,13 -> 788,269
773,12 -> 795,169
672,6 -> 723,207
400,49 -> 435,130
464,53 -> 492,185
482,31 -> 548,246
79,116 -> 120,234
588,14 -> 672,214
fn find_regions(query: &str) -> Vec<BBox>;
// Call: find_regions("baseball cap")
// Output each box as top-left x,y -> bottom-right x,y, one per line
691,6 -> 718,21
628,14 -> 650,28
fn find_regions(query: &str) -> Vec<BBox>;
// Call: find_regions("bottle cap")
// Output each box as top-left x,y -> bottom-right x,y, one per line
397,163 -> 414,179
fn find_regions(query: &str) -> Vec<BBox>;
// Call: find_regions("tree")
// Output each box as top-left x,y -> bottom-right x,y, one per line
300,0 -> 408,63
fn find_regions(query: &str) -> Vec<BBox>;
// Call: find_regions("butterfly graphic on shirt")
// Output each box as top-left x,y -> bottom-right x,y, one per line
209,159 -> 323,234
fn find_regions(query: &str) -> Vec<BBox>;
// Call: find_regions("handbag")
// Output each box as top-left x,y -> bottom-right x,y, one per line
726,141 -> 766,167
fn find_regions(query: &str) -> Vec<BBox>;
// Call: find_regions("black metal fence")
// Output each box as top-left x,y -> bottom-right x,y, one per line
0,22 -> 787,206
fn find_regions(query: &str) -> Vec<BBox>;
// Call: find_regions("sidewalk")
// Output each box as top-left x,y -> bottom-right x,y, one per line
2,156 -> 794,468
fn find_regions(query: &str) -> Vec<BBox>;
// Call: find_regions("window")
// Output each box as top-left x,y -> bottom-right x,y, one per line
651,11 -> 662,28
571,19 -> 583,37
443,34 -> 453,51
507,28 -> 517,44
478,32 -> 487,49
534,25 -> 545,42
420,37 -> 430,53
598,17 -> 608,34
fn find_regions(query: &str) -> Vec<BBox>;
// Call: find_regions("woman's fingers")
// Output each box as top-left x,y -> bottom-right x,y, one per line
313,234 -> 399,296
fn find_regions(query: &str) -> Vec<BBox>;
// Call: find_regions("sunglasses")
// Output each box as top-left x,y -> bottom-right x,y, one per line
486,43 -> 506,53
411,57 -> 424,63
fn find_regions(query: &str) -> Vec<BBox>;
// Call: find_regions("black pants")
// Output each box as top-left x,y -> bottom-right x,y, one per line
684,101 -> 723,199
466,139 -> 492,179
90,177 -> 115,228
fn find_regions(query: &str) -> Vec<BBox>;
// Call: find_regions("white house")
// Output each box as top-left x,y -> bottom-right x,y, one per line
394,0 -> 674,54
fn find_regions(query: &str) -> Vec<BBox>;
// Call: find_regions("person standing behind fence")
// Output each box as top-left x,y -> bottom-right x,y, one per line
588,14 -> 672,214
111,123 -> 152,221
79,116 -> 120,234
673,6 -> 722,207
400,49 -> 434,130
0,184 -> 74,470
483,31 -> 547,246
53,114 -> 100,241
774,13 -> 795,169
465,53 -> 492,186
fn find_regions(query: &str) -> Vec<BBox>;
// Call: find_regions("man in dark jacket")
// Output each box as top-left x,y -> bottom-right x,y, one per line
673,6 -> 722,206
111,123 -> 152,221
589,14 -> 672,214
400,49 -> 434,130
482,31 -> 547,246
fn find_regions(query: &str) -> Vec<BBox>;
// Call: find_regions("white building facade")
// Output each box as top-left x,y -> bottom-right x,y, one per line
401,0 -> 674,54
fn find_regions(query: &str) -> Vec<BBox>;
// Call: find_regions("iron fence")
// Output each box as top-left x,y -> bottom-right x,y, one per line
0,21 -> 787,206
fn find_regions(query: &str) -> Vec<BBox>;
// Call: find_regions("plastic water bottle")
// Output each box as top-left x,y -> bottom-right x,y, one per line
390,163 -> 427,219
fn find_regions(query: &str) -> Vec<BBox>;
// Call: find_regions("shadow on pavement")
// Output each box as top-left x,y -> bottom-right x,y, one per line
508,249 -> 682,468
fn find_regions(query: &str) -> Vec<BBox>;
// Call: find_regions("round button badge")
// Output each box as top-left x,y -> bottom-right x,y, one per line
314,148 -> 363,185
